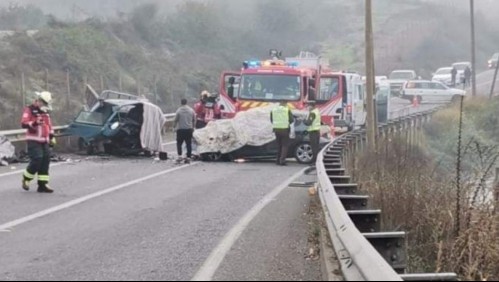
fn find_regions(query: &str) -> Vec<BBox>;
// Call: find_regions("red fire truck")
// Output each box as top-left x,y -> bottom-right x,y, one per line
218,51 -> 366,132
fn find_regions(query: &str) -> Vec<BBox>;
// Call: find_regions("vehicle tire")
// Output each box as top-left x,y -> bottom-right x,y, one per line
78,138 -> 94,155
201,152 -> 222,162
294,142 -> 314,165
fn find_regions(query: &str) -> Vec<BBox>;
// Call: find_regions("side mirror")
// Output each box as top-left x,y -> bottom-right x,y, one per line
308,87 -> 316,101
220,105 -> 225,111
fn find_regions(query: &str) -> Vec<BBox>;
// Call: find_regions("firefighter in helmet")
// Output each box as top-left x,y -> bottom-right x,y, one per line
194,90 -> 221,129
21,91 -> 56,193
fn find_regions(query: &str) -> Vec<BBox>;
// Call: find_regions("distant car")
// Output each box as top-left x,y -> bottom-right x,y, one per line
387,70 -> 419,96
451,62 -> 472,84
69,91 -> 165,156
401,80 -> 466,103
432,67 -> 454,86
361,75 -> 388,84
488,53 -> 498,69
200,121 -> 330,164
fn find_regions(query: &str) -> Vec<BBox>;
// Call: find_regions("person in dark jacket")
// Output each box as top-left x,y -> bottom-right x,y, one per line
304,101 -> 321,165
464,66 -> 472,87
174,99 -> 196,162
451,67 -> 457,87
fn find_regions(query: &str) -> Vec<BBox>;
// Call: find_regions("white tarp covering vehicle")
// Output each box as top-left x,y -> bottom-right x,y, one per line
194,106 -> 276,155
193,106 -> 330,164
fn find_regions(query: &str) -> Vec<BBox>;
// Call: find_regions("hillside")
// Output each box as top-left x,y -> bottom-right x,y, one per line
0,0 -> 498,130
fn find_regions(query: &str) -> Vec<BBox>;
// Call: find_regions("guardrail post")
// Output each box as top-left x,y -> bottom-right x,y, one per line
416,115 -> 423,147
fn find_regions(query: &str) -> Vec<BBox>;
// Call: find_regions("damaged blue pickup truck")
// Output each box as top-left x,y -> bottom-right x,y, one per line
68,89 -> 166,156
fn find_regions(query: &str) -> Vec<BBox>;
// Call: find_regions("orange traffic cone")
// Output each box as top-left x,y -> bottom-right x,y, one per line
412,96 -> 419,107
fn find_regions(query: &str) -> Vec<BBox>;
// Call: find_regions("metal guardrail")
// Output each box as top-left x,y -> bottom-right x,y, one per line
317,137 -> 402,281
317,106 -> 458,281
0,113 -> 176,143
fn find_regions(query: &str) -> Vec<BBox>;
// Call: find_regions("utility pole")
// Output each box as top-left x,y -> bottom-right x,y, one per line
45,69 -> 49,91
66,69 -> 71,108
365,0 -> 376,151
119,72 -> 123,92
21,72 -> 25,106
470,0 -> 477,96
489,57 -> 499,99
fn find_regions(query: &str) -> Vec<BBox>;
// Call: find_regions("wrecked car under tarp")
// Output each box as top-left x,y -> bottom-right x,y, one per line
69,89 -> 166,156
0,135 -> 16,166
194,106 -> 276,155
193,106 -> 331,164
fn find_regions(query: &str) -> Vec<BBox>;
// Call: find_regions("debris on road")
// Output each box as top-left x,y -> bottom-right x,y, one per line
0,135 -> 16,166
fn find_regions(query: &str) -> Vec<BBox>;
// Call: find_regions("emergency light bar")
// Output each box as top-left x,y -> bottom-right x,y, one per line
243,60 -> 299,69
243,60 -> 261,69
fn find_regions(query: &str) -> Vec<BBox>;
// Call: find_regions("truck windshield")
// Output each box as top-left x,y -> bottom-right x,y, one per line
75,111 -> 106,125
389,72 -> 414,80
436,68 -> 452,75
239,74 -> 301,101
452,63 -> 469,71
318,77 -> 340,101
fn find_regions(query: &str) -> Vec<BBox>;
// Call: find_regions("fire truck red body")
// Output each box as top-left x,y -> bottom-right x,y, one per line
217,51 -> 366,132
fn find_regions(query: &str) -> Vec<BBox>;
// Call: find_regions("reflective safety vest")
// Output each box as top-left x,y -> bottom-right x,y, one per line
272,106 -> 290,129
309,108 -> 321,132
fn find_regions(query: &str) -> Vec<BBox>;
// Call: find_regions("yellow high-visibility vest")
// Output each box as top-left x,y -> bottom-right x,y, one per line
309,108 -> 321,132
272,106 -> 290,129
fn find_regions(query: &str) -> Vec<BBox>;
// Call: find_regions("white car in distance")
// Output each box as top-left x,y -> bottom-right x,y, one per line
401,80 -> 466,103
431,67 -> 454,86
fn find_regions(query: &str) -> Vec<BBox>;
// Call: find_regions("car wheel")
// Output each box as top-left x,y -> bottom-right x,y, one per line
294,142 -> 314,164
78,138 -> 94,155
201,152 -> 222,162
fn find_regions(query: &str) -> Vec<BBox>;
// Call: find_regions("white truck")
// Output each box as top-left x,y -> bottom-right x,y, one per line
387,70 -> 419,96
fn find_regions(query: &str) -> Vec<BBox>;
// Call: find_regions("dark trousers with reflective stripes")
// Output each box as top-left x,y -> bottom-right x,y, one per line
274,129 -> 290,165
309,130 -> 320,164
177,129 -> 193,158
24,141 -> 51,186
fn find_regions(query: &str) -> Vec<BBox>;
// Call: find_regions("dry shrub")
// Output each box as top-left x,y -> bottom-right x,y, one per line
354,137 -> 499,280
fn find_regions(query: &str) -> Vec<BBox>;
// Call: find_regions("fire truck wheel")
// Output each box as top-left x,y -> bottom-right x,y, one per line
294,142 -> 314,164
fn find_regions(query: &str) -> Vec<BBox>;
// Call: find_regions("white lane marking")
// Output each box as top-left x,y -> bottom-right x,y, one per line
0,142 -> 177,179
0,163 -> 65,178
0,163 -> 198,232
191,168 -> 307,281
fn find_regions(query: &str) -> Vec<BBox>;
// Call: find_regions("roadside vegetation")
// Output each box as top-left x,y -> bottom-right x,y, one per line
355,97 -> 499,280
